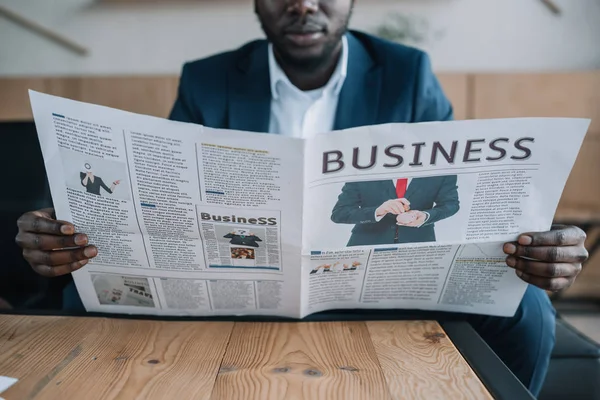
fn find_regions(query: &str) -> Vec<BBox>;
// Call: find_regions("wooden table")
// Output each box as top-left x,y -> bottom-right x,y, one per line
0,315 -> 533,400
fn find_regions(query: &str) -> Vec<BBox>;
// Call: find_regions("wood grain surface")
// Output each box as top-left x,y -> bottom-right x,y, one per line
0,315 -> 492,399
212,321 -> 391,400
368,321 -> 492,400
0,315 -> 233,400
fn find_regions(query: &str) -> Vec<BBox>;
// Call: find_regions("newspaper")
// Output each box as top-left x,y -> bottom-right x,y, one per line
29,91 -> 590,318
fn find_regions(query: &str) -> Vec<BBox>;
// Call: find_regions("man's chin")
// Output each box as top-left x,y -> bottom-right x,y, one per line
277,45 -> 329,69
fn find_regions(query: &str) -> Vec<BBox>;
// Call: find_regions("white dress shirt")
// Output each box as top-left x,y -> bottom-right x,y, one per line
267,36 -> 348,138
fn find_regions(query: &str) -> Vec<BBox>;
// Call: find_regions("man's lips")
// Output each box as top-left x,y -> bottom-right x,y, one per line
284,31 -> 325,46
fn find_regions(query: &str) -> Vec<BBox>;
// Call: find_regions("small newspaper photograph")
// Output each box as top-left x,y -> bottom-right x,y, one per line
29,91 -> 590,318
91,273 -> 155,308
198,205 -> 282,271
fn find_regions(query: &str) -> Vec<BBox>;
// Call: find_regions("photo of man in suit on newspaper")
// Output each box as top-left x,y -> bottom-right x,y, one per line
330,175 -> 460,246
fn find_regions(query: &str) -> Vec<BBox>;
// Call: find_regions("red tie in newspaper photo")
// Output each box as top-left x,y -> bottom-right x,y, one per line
396,178 -> 407,198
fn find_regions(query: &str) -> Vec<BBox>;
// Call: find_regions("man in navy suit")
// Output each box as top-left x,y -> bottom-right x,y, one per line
15,0 -> 589,396
331,176 -> 460,245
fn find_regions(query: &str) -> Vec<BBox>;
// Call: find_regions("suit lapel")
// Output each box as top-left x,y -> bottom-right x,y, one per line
334,32 -> 382,130
404,178 -> 424,202
386,180 -> 397,199
225,32 -> 382,133
227,41 -> 271,133
404,180 -> 417,200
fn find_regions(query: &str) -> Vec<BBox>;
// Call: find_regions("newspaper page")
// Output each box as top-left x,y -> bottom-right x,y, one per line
29,91 -> 590,318
30,91 -> 305,318
302,119 -> 590,317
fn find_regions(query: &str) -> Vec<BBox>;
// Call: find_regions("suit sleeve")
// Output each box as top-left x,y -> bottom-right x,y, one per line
98,177 -> 113,194
330,183 -> 380,225
412,52 -> 454,122
80,172 -> 86,187
168,63 -> 204,124
420,175 -> 459,226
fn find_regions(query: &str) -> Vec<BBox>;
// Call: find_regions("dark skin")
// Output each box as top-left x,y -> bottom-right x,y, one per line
16,208 -> 96,277
14,0 -> 589,292
255,0 -> 354,90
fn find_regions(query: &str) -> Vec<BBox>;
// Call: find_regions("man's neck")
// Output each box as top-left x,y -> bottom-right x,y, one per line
274,41 -> 343,91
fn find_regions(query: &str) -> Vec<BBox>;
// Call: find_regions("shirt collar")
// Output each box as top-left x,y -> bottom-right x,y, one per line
268,35 -> 348,100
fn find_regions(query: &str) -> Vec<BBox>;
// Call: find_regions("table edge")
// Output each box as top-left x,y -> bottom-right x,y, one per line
440,321 -> 536,400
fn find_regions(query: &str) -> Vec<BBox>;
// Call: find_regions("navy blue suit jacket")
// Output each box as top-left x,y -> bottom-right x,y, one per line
168,30 -> 454,129
331,177 -> 459,246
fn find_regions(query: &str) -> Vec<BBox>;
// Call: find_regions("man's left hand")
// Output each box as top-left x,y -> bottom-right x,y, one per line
504,225 -> 588,291
397,210 -> 427,227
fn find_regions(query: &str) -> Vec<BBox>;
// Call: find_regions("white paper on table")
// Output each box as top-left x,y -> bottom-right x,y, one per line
0,376 -> 17,398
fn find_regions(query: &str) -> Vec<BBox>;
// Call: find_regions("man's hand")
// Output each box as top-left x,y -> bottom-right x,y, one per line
397,210 -> 427,227
504,225 -> 588,292
15,208 -> 98,277
375,198 -> 410,217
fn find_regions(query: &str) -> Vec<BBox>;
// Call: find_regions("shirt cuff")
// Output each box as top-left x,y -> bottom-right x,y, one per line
374,211 -> 385,222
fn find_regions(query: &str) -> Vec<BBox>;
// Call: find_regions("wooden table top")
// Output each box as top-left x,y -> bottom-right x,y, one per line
0,315 -> 496,399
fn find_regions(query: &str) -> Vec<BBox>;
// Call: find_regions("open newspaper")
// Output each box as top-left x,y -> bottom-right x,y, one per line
29,91 -> 590,318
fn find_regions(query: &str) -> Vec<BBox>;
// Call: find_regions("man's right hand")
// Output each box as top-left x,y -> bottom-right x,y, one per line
15,208 -> 97,277
375,198 -> 410,217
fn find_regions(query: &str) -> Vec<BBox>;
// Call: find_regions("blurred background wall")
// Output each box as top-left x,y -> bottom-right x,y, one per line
1,0 -> 599,76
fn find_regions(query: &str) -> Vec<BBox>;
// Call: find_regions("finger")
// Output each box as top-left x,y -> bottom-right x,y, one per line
23,246 -> 97,267
387,203 -> 404,214
394,203 -> 406,214
397,198 -> 411,207
517,225 -> 586,247
503,243 -> 588,263
515,270 -> 573,292
17,211 -> 75,235
15,232 -> 88,251
33,259 -> 90,278
506,256 -> 581,278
